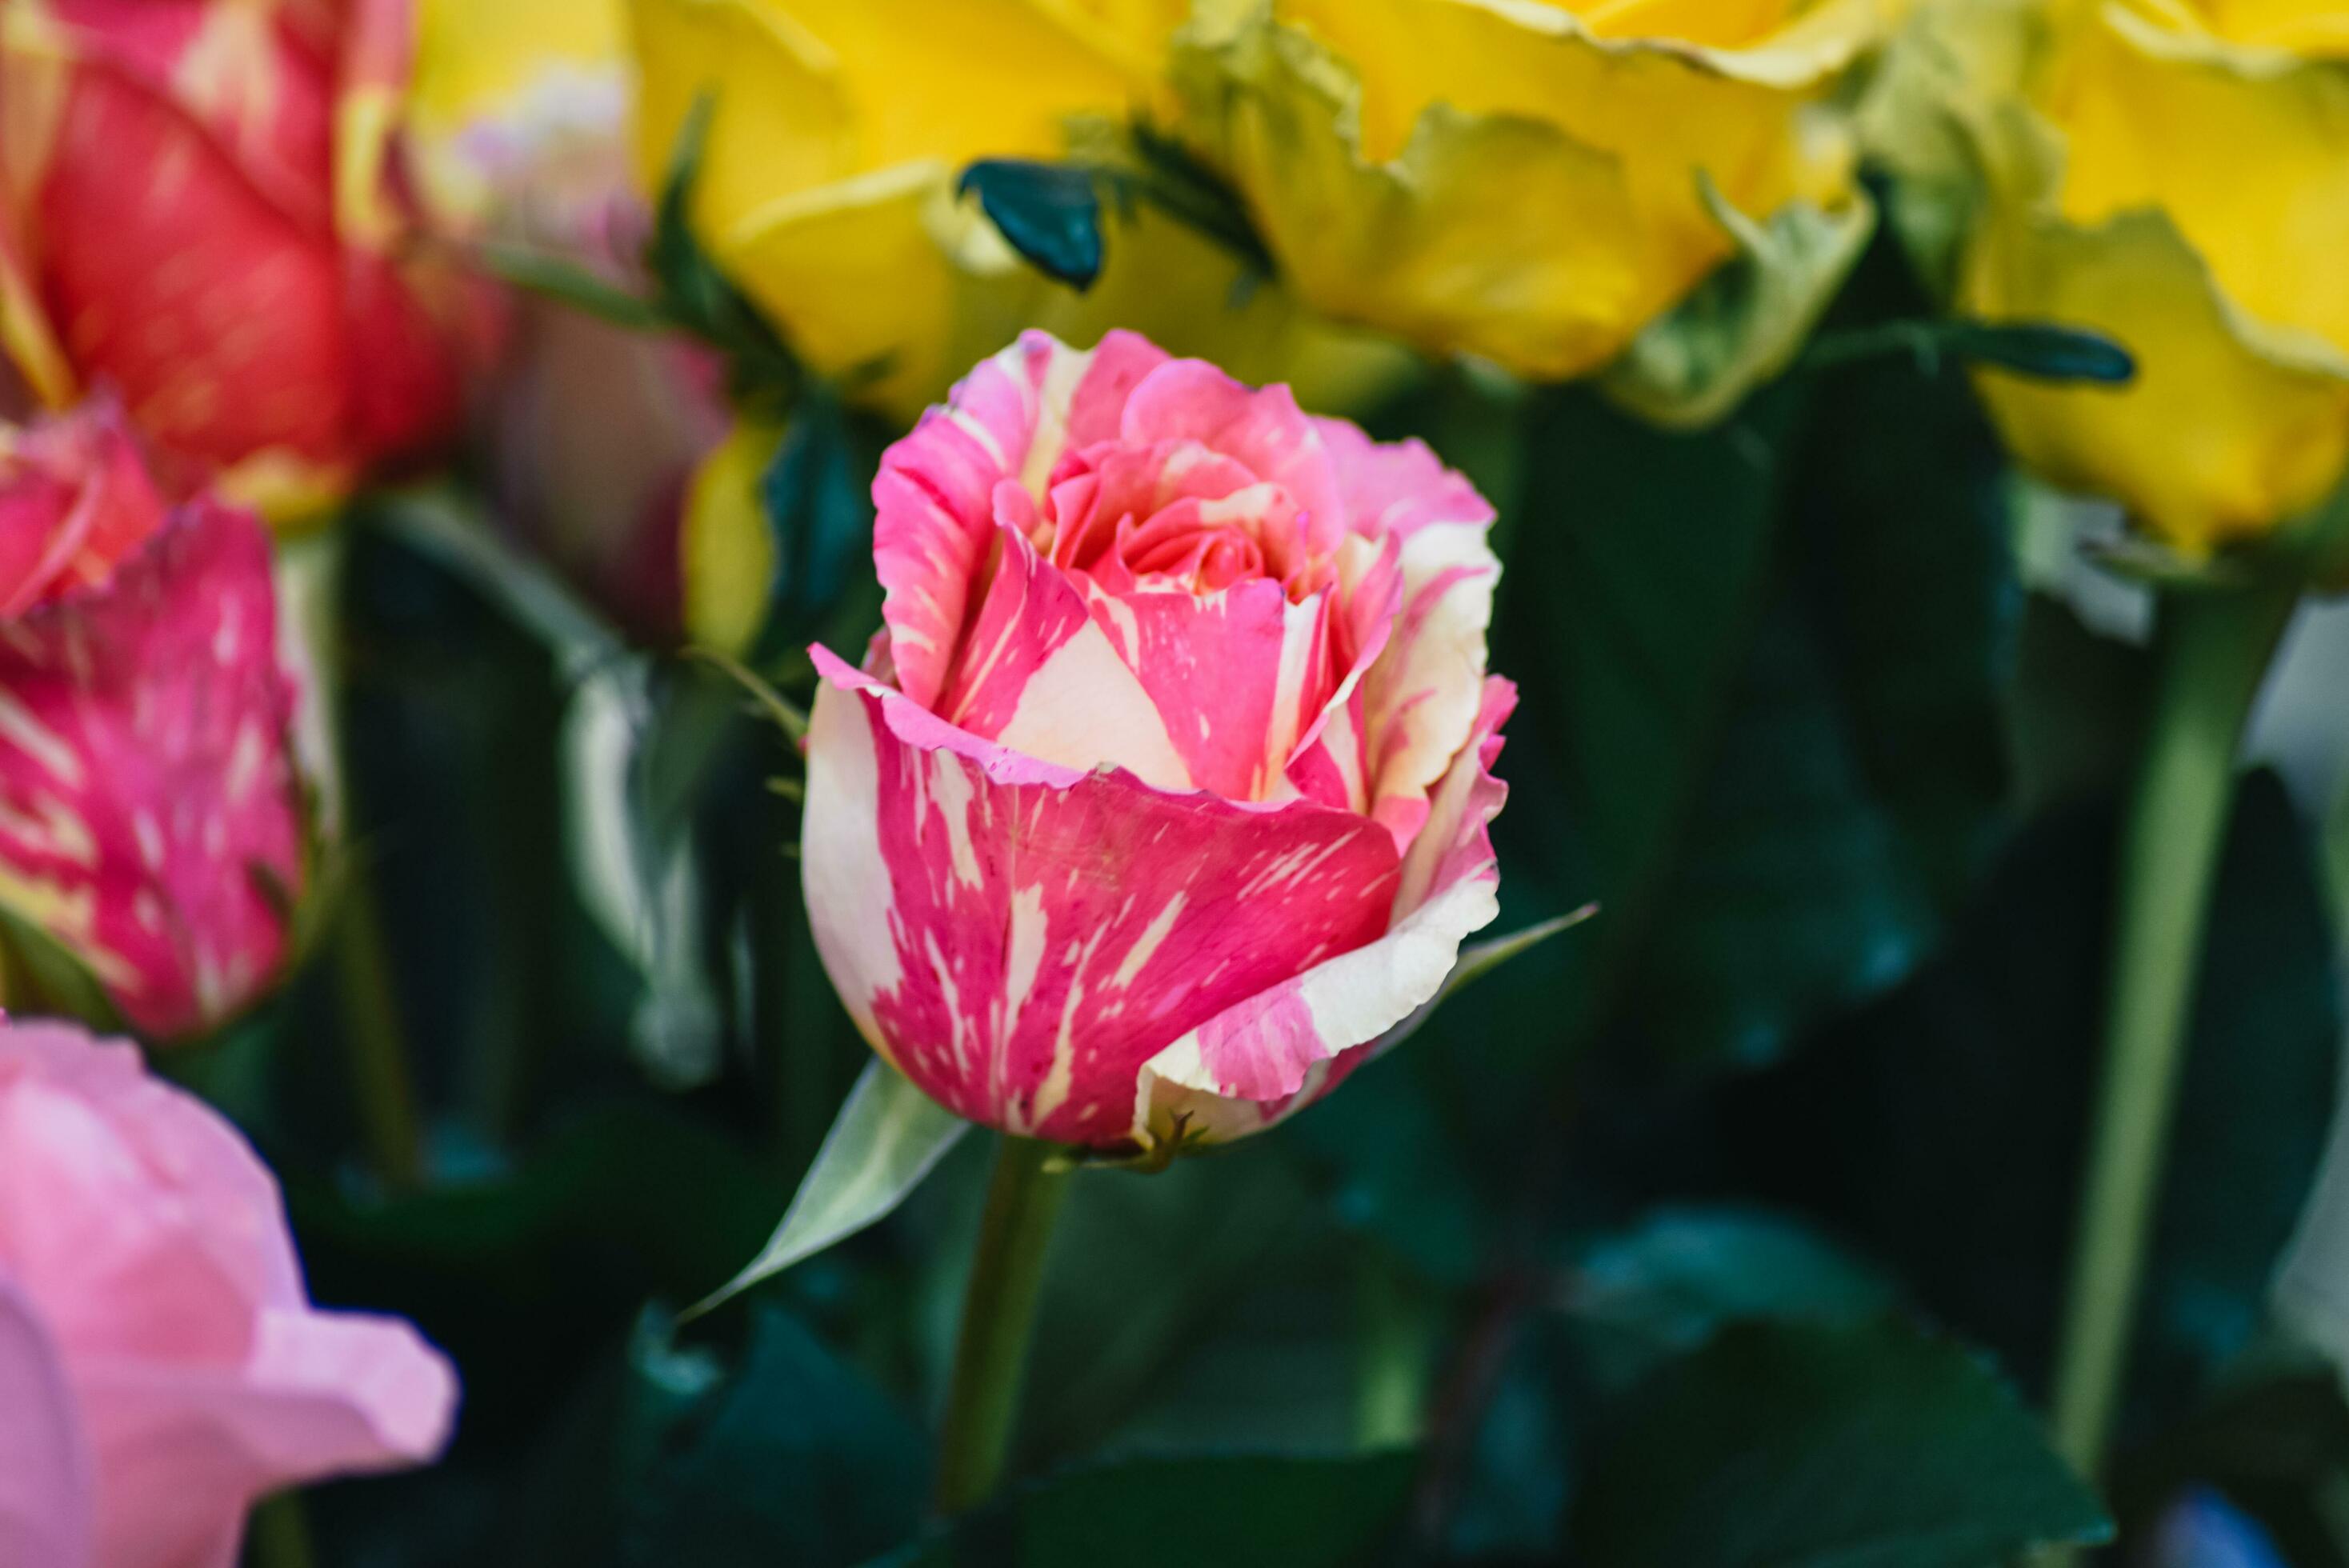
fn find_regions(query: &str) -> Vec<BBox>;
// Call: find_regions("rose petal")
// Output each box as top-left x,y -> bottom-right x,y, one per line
0,1272 -> 90,1568
1136,676 -> 1515,1146
874,330 -> 1171,710
0,498 -> 305,1038
1117,358 -> 1350,559
928,518 -> 1192,790
802,647 -> 1403,1147
75,1309 -> 455,1568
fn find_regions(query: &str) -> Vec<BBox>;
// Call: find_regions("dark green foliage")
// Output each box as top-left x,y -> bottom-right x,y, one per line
1568,1318 -> 2111,1566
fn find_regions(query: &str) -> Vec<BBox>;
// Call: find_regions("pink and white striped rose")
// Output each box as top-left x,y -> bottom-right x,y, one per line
802,330 -> 1513,1152
0,1019 -> 455,1567
0,404 -> 306,1040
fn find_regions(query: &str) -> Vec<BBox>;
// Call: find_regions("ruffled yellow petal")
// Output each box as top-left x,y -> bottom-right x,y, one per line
1960,206 -> 2349,554
2051,3 -> 2349,356
1176,0 -> 1887,378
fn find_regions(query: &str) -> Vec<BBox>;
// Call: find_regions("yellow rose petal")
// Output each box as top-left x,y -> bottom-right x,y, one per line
1962,206 -> 2349,554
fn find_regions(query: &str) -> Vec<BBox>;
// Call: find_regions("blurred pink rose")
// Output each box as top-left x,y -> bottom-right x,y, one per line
0,1018 -> 455,1567
0,404 -> 306,1039
0,0 -> 486,522
802,330 -> 1513,1152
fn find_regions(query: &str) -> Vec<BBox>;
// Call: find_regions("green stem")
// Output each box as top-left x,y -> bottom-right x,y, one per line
1354,1248 -> 1436,1449
334,867 -> 426,1191
247,1491 -> 317,1568
935,1134 -> 1070,1514
2048,582 -> 2297,1479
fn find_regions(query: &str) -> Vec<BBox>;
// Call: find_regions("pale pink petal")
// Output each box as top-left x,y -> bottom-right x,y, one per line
0,498 -> 305,1039
0,1025 -> 302,1359
77,1310 -> 455,1568
1135,678 -> 1516,1147
0,1273 -> 90,1568
874,331 -> 1169,710
800,649 -> 1403,1148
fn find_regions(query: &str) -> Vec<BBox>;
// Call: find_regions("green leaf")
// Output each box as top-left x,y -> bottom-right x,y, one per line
1709,770 -> 2338,1426
1569,1318 -> 2111,1567
0,903 -> 126,1034
690,1059 -> 968,1318
478,243 -> 667,332
750,390 -> 878,666
1563,1206 -> 1899,1394
1803,318 -> 2136,385
957,160 -> 1107,290
618,1306 -> 930,1568
1603,232 -> 2019,1074
878,1450 -> 1417,1568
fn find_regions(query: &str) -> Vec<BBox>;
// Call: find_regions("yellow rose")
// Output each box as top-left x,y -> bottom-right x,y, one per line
626,0 -> 1403,420
1169,0 -> 1903,415
1873,0 -> 2349,557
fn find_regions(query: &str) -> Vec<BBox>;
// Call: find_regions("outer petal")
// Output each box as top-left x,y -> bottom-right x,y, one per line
0,499 -> 306,1038
76,1310 -> 456,1568
0,1273 -> 90,1568
1960,205 -> 2349,554
0,1022 -> 454,1568
800,647 -> 1402,1147
1136,675 -> 1515,1147
2054,4 -> 2349,359
0,1025 -> 303,1357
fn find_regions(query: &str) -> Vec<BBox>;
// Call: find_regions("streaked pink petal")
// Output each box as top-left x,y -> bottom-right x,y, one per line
1080,575 -> 1329,801
801,648 -> 1403,1148
1118,360 -> 1349,559
0,498 -> 305,1038
874,330 -> 1170,710
0,1272 -> 90,1568
1137,677 -> 1516,1146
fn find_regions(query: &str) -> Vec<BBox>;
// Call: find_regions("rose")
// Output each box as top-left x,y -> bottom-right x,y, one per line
1870,0 -> 2349,555
0,1019 -> 455,1566
623,0 -> 1403,421
801,330 -> 1512,1151
1168,0 -> 1900,404
0,0 -> 483,523
0,403 -> 306,1040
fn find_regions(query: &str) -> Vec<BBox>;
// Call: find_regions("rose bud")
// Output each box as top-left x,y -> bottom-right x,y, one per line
802,331 -> 1512,1152
0,1019 -> 456,1566
0,404 -> 306,1041
0,0 -> 482,524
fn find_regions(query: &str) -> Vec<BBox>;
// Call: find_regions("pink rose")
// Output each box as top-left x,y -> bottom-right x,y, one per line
0,1019 -> 455,1567
0,404 -> 306,1040
0,0 -> 485,522
802,331 -> 1512,1151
